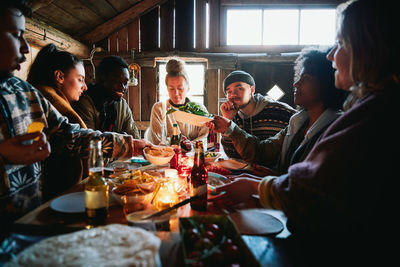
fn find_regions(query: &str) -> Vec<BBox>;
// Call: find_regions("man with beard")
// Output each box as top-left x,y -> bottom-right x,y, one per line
220,70 -> 296,159
73,56 -> 140,138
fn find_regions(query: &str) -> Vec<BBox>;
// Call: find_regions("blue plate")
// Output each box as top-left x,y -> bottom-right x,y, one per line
131,157 -> 151,166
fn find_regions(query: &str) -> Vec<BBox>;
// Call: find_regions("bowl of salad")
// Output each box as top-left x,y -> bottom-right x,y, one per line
204,151 -> 222,163
167,102 -> 214,127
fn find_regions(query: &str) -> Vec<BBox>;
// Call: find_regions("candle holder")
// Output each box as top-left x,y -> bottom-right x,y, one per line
152,177 -> 179,212
165,168 -> 187,199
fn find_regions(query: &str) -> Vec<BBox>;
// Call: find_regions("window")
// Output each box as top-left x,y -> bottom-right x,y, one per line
157,61 -> 206,105
226,8 -> 336,46
266,84 -> 285,101
226,9 -> 262,45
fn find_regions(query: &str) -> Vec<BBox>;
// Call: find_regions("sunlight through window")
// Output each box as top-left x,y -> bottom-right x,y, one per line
263,9 -> 298,45
267,85 -> 285,101
226,8 -> 336,46
299,9 -> 336,45
227,9 -> 262,45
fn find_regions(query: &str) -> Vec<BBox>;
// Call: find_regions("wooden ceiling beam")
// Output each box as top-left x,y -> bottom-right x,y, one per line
82,0 -> 167,45
28,0 -> 56,12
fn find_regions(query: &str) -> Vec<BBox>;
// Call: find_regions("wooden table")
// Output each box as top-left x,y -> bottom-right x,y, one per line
11,164 -> 294,267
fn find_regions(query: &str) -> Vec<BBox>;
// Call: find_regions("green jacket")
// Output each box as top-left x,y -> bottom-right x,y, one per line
73,92 -> 140,138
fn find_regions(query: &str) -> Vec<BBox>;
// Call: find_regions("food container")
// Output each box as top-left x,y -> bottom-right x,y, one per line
111,186 -> 153,215
179,215 -> 260,267
126,210 -> 170,231
143,146 -> 175,165
204,152 -> 222,163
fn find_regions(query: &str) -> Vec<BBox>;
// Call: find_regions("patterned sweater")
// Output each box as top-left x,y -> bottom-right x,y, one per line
221,93 -> 296,159
0,76 -> 134,223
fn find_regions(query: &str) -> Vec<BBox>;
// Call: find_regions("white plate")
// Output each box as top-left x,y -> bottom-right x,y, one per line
172,110 -> 213,127
50,192 -> 85,213
214,159 -> 249,170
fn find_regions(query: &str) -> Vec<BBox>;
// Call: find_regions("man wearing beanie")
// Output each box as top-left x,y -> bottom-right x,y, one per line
220,70 -> 296,159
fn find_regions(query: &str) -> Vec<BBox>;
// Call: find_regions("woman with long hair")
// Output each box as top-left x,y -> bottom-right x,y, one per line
27,43 -> 88,200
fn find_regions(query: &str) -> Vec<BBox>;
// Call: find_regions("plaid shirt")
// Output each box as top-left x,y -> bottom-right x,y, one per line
0,76 -> 134,222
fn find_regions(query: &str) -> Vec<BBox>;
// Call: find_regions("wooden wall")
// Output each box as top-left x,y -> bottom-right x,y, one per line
14,46 -> 40,81
88,0 -> 300,136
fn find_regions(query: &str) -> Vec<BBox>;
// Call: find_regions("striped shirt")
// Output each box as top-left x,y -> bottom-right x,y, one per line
0,76 -> 134,222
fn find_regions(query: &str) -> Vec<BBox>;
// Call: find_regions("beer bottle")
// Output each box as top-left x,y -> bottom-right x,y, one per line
190,141 -> 208,211
85,138 -> 109,225
170,123 -> 181,147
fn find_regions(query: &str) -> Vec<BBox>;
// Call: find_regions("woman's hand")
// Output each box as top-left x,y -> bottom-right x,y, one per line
208,178 -> 259,207
0,132 -> 51,165
220,101 -> 237,120
205,115 -> 231,134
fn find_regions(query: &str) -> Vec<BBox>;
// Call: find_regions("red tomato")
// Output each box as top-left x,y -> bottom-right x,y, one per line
206,223 -> 220,235
186,228 -> 201,243
204,230 -> 216,242
222,238 -> 233,250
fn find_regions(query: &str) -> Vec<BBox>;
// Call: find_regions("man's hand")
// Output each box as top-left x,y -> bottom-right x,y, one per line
220,100 -> 237,120
205,115 -> 231,134
133,139 -> 153,156
208,178 -> 259,207
179,135 -> 192,152
0,132 -> 51,165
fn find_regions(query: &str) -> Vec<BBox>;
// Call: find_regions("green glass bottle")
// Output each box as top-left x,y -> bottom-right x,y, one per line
170,123 -> 181,147
85,138 -> 109,225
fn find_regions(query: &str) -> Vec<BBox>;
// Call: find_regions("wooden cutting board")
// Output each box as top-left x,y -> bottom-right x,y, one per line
229,209 -> 284,236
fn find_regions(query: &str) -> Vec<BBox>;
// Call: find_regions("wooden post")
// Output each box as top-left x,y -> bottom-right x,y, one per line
141,67 -> 157,121
109,31 -> 118,53
140,7 -> 159,51
160,0 -> 174,52
175,0 -> 194,51
128,19 -> 140,52
118,27 -> 128,53
206,69 -> 220,115
208,0 -> 220,49
195,0 -> 207,51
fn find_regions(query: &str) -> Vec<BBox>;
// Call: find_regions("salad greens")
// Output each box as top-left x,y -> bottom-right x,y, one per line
166,102 -> 214,118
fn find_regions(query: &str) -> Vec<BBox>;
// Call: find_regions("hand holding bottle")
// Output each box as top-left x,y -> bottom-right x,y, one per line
180,135 -> 192,152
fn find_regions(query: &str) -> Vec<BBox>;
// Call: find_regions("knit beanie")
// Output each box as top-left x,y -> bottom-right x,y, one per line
223,70 -> 255,93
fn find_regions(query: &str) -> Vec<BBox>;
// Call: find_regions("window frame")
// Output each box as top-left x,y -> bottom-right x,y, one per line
220,3 -> 337,53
